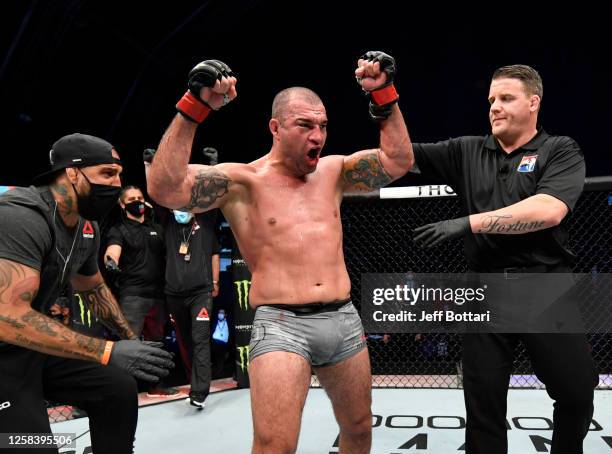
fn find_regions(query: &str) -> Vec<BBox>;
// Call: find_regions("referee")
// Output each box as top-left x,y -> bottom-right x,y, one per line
411,65 -> 598,454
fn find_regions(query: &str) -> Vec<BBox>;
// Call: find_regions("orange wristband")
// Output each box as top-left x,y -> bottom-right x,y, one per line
101,341 -> 114,365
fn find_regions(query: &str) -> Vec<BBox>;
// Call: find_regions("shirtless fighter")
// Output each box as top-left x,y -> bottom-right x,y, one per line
147,53 -> 414,453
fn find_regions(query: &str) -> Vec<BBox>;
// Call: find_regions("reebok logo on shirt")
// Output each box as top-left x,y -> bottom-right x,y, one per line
82,221 -> 94,239
196,308 -> 210,321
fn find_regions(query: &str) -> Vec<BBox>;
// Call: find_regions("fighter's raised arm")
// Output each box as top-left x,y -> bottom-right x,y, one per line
147,60 -> 239,212
341,51 -> 414,193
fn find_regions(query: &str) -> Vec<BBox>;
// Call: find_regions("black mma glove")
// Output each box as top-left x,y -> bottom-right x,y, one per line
176,60 -> 235,124
359,51 -> 399,122
143,148 -> 156,164
202,147 -> 218,165
104,340 -> 175,382
104,256 -> 121,275
413,216 -> 471,248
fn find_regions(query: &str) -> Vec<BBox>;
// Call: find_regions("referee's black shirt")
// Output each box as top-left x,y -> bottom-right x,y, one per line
413,129 -> 586,270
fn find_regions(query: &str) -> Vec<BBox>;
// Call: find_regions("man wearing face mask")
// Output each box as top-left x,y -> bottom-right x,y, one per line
164,207 -> 221,409
144,146 -> 221,408
211,308 -> 230,377
104,186 -> 179,397
104,187 -> 164,336
0,133 -> 174,454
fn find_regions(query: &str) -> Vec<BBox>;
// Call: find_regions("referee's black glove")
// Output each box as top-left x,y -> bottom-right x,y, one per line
413,216 -> 471,248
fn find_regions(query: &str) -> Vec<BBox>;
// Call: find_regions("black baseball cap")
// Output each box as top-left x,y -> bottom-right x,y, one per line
34,133 -> 122,183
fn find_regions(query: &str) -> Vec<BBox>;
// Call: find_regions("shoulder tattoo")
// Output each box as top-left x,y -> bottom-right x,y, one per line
343,151 -> 392,191
182,168 -> 231,211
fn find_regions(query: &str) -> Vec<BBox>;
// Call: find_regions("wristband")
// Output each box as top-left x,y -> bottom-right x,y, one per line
101,341 -> 114,365
176,91 -> 211,123
370,84 -> 399,106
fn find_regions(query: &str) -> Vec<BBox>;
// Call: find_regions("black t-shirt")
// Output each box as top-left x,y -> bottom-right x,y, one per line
105,217 -> 165,298
0,186 -> 99,318
413,129 -> 585,269
164,212 -> 220,296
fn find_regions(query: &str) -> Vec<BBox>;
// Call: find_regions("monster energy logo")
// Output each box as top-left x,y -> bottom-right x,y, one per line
234,280 -> 251,310
236,345 -> 250,373
74,293 -> 92,327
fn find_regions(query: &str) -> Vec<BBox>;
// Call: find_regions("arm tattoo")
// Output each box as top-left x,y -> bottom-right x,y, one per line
343,152 -> 392,191
21,311 -> 59,336
15,331 -> 106,362
478,215 -> 547,234
81,283 -> 135,339
182,168 -> 231,211
0,262 -> 107,361
76,335 -> 106,355
0,314 -> 25,329
0,259 -> 26,304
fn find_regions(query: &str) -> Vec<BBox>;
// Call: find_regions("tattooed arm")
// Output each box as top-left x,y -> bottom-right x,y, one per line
177,165 -> 234,212
71,271 -> 136,339
469,194 -> 568,234
0,259 -> 107,362
413,194 -> 568,248
341,104 -> 414,192
146,114 -> 240,211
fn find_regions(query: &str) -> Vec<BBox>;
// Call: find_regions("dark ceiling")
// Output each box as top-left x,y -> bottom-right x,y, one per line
2,1 -> 610,188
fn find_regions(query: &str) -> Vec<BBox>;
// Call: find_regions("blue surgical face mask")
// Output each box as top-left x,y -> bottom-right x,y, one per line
173,210 -> 193,224
218,313 -> 226,321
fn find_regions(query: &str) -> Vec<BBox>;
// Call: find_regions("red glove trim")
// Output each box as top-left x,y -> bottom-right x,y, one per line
370,84 -> 399,105
176,91 -> 211,123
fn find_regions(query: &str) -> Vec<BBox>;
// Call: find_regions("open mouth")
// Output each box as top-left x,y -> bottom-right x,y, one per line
306,148 -> 320,164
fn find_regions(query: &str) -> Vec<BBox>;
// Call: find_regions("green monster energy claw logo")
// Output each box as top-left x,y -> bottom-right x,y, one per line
75,293 -> 92,327
237,345 -> 250,373
234,280 -> 251,310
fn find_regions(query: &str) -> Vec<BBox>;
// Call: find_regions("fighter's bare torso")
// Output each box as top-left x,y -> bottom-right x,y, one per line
213,154 -> 351,307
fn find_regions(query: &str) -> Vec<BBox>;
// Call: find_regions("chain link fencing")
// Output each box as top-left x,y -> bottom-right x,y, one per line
335,178 -> 612,389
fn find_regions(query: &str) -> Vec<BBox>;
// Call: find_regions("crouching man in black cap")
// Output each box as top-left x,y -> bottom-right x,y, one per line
0,133 -> 174,454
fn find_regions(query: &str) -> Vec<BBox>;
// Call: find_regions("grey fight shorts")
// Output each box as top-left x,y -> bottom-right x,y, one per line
249,300 -> 367,367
